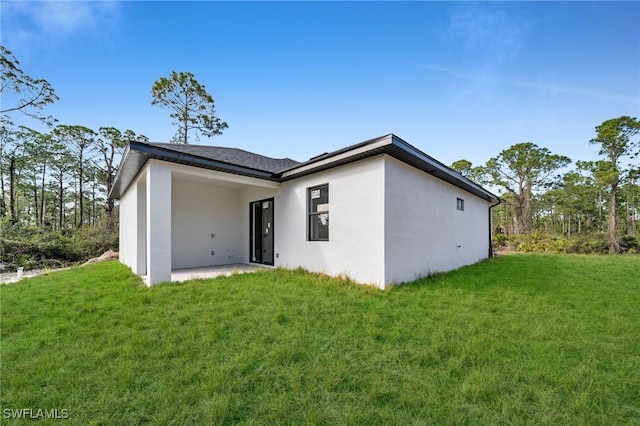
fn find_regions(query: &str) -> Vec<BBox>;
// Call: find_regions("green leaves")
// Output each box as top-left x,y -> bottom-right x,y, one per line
589,116 -> 640,253
151,71 -> 228,144
0,46 -> 58,125
486,143 -> 571,190
590,116 -> 640,164
481,142 -> 571,233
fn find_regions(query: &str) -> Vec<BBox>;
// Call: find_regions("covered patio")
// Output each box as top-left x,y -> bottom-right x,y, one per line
142,263 -> 268,285
118,157 -> 279,286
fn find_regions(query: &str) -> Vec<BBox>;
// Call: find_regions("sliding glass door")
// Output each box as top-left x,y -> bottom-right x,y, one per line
250,198 -> 274,265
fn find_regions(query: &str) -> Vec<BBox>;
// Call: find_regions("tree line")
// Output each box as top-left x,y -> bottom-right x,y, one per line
1,46 -> 228,270
452,117 -> 640,254
1,120 -> 148,230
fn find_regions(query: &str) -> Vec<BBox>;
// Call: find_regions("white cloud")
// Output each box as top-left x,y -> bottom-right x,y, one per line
34,2 -> 116,33
511,80 -> 638,105
448,4 -> 525,63
1,1 -> 121,50
439,5 -> 638,107
418,64 -> 491,84
418,63 -> 638,105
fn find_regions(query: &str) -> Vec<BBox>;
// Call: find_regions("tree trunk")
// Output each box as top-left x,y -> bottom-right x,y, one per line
105,166 -> 114,225
9,156 -> 16,223
0,156 -> 5,216
182,94 -> 189,144
58,173 -> 64,230
183,115 -> 188,144
91,179 -> 96,226
628,200 -> 634,235
517,192 -> 532,234
51,194 -> 57,231
32,178 -> 39,225
73,178 -> 78,227
609,181 -> 620,254
78,164 -> 84,227
598,190 -> 603,231
634,188 -> 638,235
40,162 -> 47,226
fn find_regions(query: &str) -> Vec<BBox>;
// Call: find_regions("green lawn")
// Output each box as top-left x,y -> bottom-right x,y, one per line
1,254 -> 639,424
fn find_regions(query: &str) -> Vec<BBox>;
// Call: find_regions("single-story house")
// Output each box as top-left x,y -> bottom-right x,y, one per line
108,134 -> 499,289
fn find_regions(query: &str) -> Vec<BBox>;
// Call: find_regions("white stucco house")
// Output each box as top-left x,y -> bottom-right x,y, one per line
109,134 -> 498,289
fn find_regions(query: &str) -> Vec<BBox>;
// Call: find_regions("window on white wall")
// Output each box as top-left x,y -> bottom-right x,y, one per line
457,198 -> 465,211
308,184 -> 329,241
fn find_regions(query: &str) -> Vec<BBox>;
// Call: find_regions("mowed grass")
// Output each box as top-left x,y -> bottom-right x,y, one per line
1,255 -> 639,425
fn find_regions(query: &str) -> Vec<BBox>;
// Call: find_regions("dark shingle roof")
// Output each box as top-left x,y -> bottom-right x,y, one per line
149,143 -> 300,174
108,135 -> 498,204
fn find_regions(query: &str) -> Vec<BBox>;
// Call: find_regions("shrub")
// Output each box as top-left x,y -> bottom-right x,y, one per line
493,233 -> 508,248
0,221 -> 119,271
620,235 -> 639,253
494,232 -> 615,255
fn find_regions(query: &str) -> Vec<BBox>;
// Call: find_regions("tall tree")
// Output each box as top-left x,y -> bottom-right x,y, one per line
589,116 -> 640,253
480,142 -> 571,234
451,159 -> 486,182
21,128 -> 54,226
53,125 -> 96,227
49,139 -> 72,230
451,159 -> 474,178
576,160 -> 614,233
492,193 -> 518,235
1,46 -> 58,125
545,171 -> 595,237
151,71 -> 228,144
1,120 -> 28,223
96,127 -> 148,223
622,169 -> 640,236
0,116 -> 15,217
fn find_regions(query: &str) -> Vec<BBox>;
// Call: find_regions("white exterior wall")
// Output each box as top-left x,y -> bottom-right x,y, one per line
119,174 -> 146,275
136,179 -> 147,275
172,180 -> 243,269
119,176 -> 137,271
118,153 -> 491,288
275,156 -> 386,287
146,161 -> 172,285
384,156 -> 490,285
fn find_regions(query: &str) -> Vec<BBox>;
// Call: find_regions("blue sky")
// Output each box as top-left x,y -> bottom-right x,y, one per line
2,1 -> 639,168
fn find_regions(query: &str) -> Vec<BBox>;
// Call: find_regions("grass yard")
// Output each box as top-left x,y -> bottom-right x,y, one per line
1,254 -> 639,424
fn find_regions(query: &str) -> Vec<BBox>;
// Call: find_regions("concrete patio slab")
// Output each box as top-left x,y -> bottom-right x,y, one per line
142,263 -> 268,285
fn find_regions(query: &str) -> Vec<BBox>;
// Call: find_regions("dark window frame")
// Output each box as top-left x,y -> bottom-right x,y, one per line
249,197 -> 275,265
456,197 -> 465,211
308,184 -> 329,241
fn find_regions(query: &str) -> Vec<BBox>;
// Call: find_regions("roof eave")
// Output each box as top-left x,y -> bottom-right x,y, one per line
109,141 -> 280,200
108,143 -> 132,200
387,135 -> 498,203
110,135 -> 498,204
280,134 -> 498,203
279,134 -> 393,180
